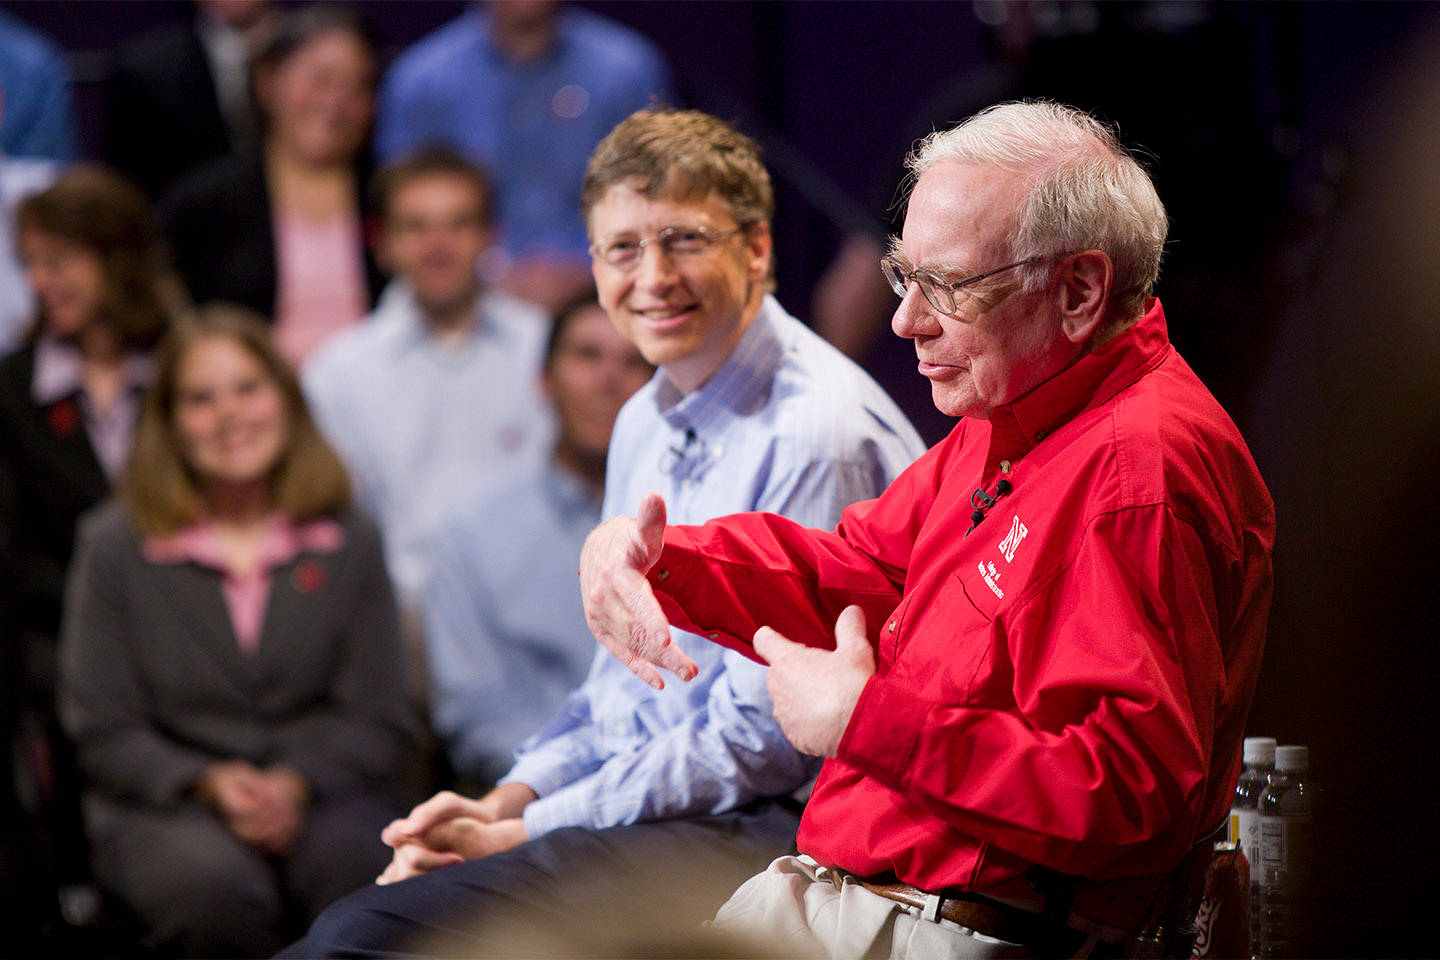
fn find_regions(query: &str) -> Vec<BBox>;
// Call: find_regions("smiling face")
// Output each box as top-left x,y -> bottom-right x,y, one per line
891,161 -> 1076,419
588,182 -> 770,394
20,229 -> 106,339
172,335 -> 290,491
381,173 -> 490,321
259,28 -> 375,167
545,303 -> 654,465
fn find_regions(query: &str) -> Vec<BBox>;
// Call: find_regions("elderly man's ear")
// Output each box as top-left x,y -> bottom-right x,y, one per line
1058,249 -> 1114,344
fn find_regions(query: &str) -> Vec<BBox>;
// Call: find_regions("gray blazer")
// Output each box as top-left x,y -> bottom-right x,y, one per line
59,502 -> 410,821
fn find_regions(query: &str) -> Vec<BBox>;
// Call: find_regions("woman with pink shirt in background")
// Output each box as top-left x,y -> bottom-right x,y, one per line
160,4 -> 386,367
59,309 -> 409,957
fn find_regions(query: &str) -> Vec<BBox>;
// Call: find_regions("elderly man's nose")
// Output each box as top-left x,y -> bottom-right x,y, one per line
891,283 -> 941,338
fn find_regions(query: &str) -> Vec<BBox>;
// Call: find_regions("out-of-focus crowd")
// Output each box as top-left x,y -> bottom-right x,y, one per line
0,1 -> 669,954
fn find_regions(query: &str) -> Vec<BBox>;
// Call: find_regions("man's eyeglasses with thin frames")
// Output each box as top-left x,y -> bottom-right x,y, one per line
880,254 -> 1057,317
591,225 -> 745,269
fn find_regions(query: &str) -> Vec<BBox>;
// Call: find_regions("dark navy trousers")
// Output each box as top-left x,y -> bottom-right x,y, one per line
277,798 -> 800,958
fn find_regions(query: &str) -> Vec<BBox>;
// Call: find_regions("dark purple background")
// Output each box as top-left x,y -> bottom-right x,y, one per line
5,2 -> 1435,954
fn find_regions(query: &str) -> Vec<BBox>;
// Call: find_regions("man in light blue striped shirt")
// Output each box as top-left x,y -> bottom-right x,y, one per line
285,108 -> 925,958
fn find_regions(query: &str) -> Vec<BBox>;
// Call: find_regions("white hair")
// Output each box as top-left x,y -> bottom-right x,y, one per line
907,100 -> 1168,318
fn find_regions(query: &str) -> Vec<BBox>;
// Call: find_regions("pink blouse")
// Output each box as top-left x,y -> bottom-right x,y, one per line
142,515 -> 344,654
272,209 -> 367,367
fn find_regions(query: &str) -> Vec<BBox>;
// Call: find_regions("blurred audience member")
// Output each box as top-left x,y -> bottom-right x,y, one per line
1,526 -> 48,953
105,0 -> 280,200
0,166 -> 173,902
304,148 -> 553,680
0,9 -> 76,162
427,296 -> 652,787
161,3 -> 384,367
376,0 -> 671,310
0,148 -> 58,350
59,309 -> 410,958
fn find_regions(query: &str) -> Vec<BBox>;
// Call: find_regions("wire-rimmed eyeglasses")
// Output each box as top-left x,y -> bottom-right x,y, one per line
879,254 -> 1052,317
591,225 -> 744,269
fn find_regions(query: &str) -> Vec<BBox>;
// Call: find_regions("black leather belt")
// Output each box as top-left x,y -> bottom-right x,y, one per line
826,871 -> 1093,954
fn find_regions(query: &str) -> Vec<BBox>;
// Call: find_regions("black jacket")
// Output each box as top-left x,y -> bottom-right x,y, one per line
159,149 -> 385,320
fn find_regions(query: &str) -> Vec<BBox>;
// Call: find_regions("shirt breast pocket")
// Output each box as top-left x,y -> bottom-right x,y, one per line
895,568 -> 1003,707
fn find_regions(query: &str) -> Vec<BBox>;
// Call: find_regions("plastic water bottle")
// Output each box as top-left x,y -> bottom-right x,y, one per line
1230,736 -> 1275,958
1258,745 -> 1317,959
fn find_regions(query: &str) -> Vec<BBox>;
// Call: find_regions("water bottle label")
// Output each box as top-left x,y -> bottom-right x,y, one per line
1237,809 -> 1261,883
1260,817 -> 1314,877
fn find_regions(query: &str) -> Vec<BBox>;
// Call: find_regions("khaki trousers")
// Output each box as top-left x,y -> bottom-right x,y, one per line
710,855 -> 1033,960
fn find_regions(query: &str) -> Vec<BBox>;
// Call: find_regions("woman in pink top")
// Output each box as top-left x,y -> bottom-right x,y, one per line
159,5 -> 385,367
59,309 -> 410,957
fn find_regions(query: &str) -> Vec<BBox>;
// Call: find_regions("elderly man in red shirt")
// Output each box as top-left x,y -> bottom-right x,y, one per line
580,100 -> 1274,959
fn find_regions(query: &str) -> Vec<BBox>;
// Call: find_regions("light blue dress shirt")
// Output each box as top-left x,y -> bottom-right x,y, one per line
376,7 -> 671,260
303,284 -> 555,604
0,11 -> 76,162
424,461 -> 602,783
501,296 -> 927,837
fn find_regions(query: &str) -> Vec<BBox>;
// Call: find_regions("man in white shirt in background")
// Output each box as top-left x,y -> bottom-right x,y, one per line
304,147 -> 553,700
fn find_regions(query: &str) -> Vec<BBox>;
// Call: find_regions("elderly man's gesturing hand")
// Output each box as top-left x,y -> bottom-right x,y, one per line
753,605 -> 876,757
579,492 -> 699,689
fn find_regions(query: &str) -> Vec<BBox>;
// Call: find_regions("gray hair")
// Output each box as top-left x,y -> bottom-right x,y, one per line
907,101 -> 1167,319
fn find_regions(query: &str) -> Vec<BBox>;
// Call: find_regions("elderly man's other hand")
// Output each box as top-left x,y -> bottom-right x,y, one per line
579,492 -> 698,689
753,605 -> 876,758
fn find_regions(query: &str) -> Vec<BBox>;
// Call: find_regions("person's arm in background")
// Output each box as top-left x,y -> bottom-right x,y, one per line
810,233 -> 895,361
0,19 -> 77,163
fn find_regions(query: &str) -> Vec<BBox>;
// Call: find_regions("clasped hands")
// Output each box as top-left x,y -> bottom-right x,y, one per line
375,782 -> 536,885
196,760 -> 309,855
579,492 -> 877,758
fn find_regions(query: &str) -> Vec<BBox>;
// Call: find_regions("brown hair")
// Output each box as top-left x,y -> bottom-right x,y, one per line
124,305 -> 350,535
582,110 -> 775,288
16,164 -> 173,350
370,145 -> 493,224
543,290 -> 603,369
250,3 -> 378,129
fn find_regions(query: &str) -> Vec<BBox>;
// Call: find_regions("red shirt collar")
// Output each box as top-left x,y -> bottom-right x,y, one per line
987,298 -> 1171,459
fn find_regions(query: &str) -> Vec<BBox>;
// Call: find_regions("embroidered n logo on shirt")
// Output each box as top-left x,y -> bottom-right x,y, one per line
998,514 -> 1029,563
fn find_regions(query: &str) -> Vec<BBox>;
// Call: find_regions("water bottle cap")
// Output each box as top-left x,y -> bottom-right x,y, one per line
1242,737 -> 1277,764
1275,745 -> 1308,772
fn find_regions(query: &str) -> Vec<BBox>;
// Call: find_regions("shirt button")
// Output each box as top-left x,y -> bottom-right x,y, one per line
888,620 -> 896,633
657,569 -> 670,582
999,460 -> 1011,473
707,632 -> 719,640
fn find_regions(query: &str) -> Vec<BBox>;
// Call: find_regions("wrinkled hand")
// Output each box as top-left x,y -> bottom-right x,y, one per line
579,492 -> 698,689
752,605 -> 876,758
376,785 -> 536,884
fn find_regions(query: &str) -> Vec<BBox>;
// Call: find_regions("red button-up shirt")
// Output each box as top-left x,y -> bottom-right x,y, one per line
649,300 -> 1274,925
